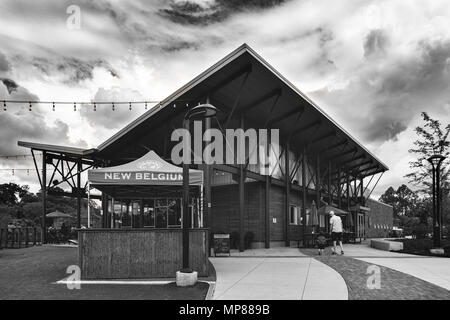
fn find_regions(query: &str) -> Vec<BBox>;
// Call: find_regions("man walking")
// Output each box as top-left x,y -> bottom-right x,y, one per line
329,211 -> 344,255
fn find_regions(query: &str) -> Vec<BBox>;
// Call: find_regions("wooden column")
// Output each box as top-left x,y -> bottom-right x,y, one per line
239,115 -> 245,252
301,147 -> 307,246
284,141 -> 290,247
42,151 -> 47,243
265,175 -> 270,248
205,97 -> 212,231
76,161 -> 82,229
360,177 -> 364,206
328,161 -> 332,205
338,167 -> 342,208
316,154 -> 320,208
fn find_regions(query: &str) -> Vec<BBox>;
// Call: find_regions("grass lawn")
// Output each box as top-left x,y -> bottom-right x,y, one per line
0,246 -> 210,300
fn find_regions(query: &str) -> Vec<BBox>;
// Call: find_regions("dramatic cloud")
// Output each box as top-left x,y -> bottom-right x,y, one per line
1,0 -> 450,196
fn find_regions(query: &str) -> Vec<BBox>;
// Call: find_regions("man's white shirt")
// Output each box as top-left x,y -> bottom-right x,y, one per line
329,215 -> 343,233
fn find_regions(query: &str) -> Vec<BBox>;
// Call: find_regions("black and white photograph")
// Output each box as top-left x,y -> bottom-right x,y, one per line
0,0 -> 450,308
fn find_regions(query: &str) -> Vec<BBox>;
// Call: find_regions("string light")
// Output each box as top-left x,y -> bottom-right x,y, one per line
0,99 -> 196,112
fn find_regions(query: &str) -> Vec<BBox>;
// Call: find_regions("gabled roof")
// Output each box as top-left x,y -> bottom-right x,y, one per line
95,43 -> 388,175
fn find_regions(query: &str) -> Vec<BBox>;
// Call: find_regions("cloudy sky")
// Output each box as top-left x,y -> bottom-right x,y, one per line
1,0 -> 450,198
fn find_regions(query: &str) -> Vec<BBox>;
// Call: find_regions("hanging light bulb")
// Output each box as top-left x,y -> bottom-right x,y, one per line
29,102 -> 32,111
3,101 -> 6,111
112,102 -> 115,111
74,102 -> 77,111
129,102 -> 132,111
173,103 -> 176,108
12,169 -> 14,176
93,102 -> 97,111
145,102 -> 148,110
27,169 -> 30,176
52,102 -> 55,111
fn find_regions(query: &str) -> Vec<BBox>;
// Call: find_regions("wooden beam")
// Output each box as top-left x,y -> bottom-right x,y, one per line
241,88 -> 281,113
289,120 -> 321,140
224,70 -> 251,129
267,106 -> 304,127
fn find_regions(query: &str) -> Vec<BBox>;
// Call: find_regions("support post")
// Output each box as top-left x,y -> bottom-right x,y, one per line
42,151 -> 47,244
338,167 -> 342,208
76,161 -> 82,229
265,175 -> 270,248
328,161 -> 332,205
316,154 -> 320,210
285,141 -> 290,247
360,177 -> 364,206
302,148 -> 307,246
182,118 -> 191,270
239,115 -> 245,252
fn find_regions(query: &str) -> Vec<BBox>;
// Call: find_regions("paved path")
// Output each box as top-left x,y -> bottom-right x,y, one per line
210,248 -> 348,300
342,244 -> 450,291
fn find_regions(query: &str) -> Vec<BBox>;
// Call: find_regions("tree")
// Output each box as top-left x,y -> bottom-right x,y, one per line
379,184 -> 418,218
0,183 -> 32,206
405,112 -> 450,194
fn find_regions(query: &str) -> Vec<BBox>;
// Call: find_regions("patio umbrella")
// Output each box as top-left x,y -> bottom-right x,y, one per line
46,211 -> 74,219
310,200 -> 319,226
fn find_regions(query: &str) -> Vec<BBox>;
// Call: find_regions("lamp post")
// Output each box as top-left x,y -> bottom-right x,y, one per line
427,154 -> 446,248
178,103 -> 217,283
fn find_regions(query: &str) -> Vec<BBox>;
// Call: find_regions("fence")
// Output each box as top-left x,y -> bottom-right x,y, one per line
79,228 -> 209,279
0,227 -> 43,249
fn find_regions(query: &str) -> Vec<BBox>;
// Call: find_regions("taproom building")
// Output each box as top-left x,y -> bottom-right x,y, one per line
19,44 -> 391,278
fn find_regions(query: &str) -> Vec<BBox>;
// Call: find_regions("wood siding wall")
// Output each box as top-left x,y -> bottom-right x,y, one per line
79,228 -> 209,279
211,182 -> 310,244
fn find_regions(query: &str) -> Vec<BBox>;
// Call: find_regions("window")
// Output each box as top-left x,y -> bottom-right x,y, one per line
289,206 -> 298,225
143,199 -> 155,227
168,198 -> 181,227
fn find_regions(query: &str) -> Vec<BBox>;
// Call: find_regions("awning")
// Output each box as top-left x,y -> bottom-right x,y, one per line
317,205 -> 348,216
88,150 -> 203,186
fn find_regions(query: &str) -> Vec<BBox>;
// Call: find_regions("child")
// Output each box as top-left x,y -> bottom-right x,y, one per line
316,230 -> 327,255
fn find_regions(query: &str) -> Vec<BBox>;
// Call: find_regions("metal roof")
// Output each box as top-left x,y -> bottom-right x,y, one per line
17,141 -> 97,157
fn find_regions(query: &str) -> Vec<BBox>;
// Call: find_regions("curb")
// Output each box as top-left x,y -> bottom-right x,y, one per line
204,281 -> 216,300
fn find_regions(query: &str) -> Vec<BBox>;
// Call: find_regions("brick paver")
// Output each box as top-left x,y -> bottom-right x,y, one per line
300,248 -> 450,300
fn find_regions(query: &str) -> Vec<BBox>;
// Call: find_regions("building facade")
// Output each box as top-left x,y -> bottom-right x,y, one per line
20,44 -> 392,252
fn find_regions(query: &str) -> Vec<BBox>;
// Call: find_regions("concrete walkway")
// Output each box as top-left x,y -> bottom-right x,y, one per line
342,244 -> 450,291
210,248 -> 348,300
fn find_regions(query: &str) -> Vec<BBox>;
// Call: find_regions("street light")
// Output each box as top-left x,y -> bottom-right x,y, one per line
427,154 -> 446,248
181,103 -> 217,274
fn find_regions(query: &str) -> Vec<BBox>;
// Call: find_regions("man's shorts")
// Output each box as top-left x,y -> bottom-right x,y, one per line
331,232 -> 342,242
